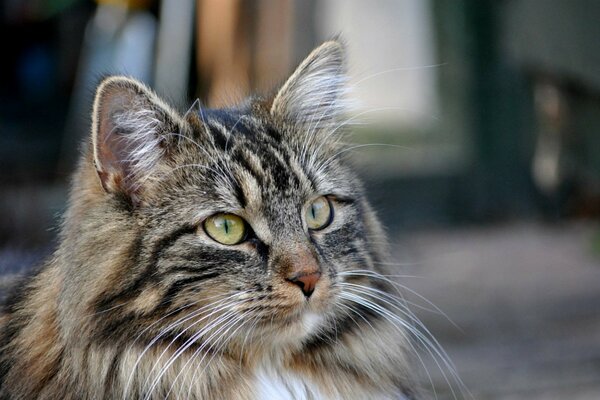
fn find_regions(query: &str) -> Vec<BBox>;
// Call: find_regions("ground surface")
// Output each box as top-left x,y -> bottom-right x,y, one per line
391,222 -> 600,399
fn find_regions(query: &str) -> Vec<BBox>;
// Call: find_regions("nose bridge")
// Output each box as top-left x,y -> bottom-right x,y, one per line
273,239 -> 322,298
266,201 -> 323,297
275,240 -> 320,276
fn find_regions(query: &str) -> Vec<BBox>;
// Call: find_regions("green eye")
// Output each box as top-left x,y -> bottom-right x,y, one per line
203,213 -> 247,245
305,196 -> 333,230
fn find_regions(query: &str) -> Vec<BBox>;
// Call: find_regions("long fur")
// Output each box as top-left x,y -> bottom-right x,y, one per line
0,41 -> 425,399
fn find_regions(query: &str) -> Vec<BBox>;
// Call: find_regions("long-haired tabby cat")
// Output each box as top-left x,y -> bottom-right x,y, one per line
0,40 -> 432,399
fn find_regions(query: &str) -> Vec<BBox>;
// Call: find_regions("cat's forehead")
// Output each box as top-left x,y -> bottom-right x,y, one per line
184,108 -> 318,209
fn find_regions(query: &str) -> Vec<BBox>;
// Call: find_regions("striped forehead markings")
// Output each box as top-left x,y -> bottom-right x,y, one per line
205,109 -> 257,138
204,119 -> 230,150
232,147 -> 266,187
230,142 -> 299,204
197,110 -> 320,208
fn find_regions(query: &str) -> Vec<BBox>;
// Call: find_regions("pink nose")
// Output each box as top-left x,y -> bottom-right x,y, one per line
287,272 -> 321,298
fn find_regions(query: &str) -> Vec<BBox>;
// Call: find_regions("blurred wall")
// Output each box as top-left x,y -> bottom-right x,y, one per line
1,0 -> 599,254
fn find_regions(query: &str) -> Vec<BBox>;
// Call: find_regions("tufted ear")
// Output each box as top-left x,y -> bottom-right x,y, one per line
91,76 -> 185,205
270,40 -> 348,130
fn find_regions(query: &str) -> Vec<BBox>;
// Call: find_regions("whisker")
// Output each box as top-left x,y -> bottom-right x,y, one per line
340,270 -> 460,329
180,309 -> 255,398
339,285 -> 468,399
224,114 -> 246,153
342,281 -> 460,366
371,260 -> 425,268
352,63 -> 448,87
338,290 -> 438,399
144,307 -> 243,399
237,312 -> 261,369
122,291 -> 248,399
167,309 -> 252,399
138,296 -> 248,398
183,98 -> 201,119
317,142 -> 414,174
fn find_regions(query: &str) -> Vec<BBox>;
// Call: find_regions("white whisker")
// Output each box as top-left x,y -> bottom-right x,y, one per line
138,295 -> 248,398
338,290 -> 438,399
352,63 -> 448,87
143,308 -> 242,399
122,291 -> 247,399
339,283 -> 469,399
341,270 -> 460,329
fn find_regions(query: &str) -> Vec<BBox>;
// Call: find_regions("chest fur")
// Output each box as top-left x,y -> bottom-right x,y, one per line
254,366 -> 324,400
252,365 -> 403,400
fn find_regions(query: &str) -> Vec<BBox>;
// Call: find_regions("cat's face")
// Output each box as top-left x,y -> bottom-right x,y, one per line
132,111 -> 375,346
84,41 -> 384,352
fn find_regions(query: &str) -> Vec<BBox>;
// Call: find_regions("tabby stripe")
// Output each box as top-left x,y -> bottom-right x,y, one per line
231,116 -> 255,137
104,345 -> 123,395
206,121 -> 228,150
262,148 -> 299,190
255,137 -> 304,190
165,265 -> 215,275
94,313 -> 139,343
214,110 -> 256,138
263,126 -> 283,142
160,272 -> 220,308
251,239 -> 270,266
94,225 -> 196,311
160,250 -> 247,268
232,179 -> 248,208
232,150 -> 265,186
205,109 -> 247,133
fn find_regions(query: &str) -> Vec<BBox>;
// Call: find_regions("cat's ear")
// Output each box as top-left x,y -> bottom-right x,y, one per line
270,40 -> 348,130
91,76 -> 185,204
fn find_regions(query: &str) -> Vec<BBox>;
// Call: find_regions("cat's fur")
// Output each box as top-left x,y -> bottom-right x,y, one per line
0,41 -> 419,399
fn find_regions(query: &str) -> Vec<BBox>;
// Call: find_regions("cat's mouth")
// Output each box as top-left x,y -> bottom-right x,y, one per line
264,291 -> 334,339
249,309 -> 327,346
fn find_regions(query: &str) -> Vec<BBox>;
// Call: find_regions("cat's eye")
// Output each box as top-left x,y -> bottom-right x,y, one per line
305,196 -> 333,230
203,213 -> 247,245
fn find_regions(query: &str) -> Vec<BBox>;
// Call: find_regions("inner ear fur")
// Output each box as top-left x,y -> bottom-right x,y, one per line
270,40 -> 348,130
91,76 -> 186,204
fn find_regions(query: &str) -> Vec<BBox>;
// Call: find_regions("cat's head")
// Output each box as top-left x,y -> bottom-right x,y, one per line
66,40 -> 387,352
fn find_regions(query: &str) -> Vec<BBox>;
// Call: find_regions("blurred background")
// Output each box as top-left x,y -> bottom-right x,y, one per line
1,0 -> 599,398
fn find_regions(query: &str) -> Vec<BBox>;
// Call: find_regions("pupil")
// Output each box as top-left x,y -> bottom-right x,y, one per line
224,219 -> 229,234
311,205 -> 317,219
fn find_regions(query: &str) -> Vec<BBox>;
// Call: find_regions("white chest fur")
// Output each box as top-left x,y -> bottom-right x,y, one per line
252,365 -> 405,400
251,312 -> 406,399
254,366 -> 325,400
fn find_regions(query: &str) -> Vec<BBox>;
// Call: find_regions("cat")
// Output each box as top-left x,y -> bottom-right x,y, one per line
0,40 -> 425,399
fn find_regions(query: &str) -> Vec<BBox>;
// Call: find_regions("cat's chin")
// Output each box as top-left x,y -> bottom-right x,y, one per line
287,295 -> 337,336
288,293 -> 331,339
300,311 -> 325,337
257,311 -> 326,350
248,298 -> 332,349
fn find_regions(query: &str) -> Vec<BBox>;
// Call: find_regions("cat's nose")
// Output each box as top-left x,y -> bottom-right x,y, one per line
287,272 -> 321,298
278,243 -> 322,298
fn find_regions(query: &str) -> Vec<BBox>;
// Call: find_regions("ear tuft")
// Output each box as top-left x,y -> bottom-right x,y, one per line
92,76 -> 184,204
270,40 -> 348,129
